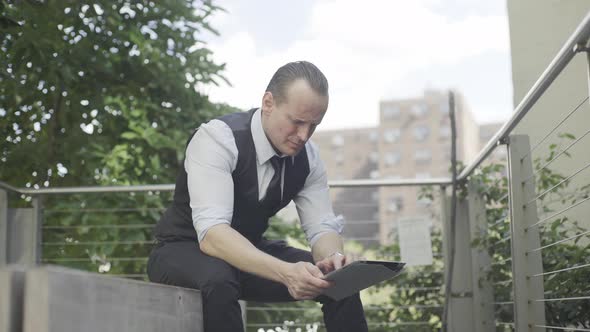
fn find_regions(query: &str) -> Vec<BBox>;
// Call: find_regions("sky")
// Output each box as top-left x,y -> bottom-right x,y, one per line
201,0 -> 513,130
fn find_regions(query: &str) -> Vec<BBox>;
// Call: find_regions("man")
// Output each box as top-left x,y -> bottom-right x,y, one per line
148,61 -> 368,331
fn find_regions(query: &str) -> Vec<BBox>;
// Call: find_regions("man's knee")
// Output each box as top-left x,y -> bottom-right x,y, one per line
319,292 -> 364,311
200,277 -> 241,304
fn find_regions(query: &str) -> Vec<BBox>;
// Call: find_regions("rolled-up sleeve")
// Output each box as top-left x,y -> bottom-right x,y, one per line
185,120 -> 238,242
294,140 -> 344,247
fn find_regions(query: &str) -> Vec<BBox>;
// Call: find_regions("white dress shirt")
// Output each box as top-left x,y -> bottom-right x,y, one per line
185,108 -> 343,246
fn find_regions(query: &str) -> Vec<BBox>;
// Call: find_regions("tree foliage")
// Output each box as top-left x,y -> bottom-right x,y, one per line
1,0 -> 239,275
1,0 -> 234,189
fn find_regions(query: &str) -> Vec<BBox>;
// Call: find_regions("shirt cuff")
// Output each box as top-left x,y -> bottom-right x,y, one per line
304,214 -> 344,247
193,218 -> 231,243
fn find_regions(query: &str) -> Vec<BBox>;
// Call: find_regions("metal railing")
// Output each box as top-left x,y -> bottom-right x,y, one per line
472,11 -> 590,332
0,179 -> 449,331
2,10 -> 590,332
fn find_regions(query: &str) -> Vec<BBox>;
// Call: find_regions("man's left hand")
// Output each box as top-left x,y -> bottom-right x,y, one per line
315,252 -> 355,274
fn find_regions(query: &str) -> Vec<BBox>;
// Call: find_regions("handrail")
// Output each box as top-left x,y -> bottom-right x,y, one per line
329,177 -> 452,187
458,11 -> 590,181
0,178 -> 452,195
0,180 -> 23,194
18,184 -> 175,195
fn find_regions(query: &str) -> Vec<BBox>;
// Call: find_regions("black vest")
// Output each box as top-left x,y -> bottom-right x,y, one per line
154,109 -> 310,244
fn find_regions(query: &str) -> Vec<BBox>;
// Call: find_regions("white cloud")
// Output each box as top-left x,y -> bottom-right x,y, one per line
206,0 -> 511,129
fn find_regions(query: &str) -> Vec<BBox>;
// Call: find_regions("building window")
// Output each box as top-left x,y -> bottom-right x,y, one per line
443,149 -> 451,162
372,211 -> 380,221
331,135 -> 344,147
331,172 -> 345,180
369,152 -> 379,163
370,170 -> 380,179
388,196 -> 403,212
440,126 -> 451,139
383,129 -> 401,143
384,152 -> 401,166
439,101 -> 449,114
414,149 -> 431,163
413,126 -> 430,141
415,172 -> 431,179
368,131 -> 379,142
371,191 -> 380,201
411,104 -> 428,117
353,132 -> 361,143
417,196 -> 432,208
335,153 -> 344,166
382,105 -> 401,119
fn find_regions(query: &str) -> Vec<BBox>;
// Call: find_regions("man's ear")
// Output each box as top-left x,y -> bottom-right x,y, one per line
262,91 -> 274,116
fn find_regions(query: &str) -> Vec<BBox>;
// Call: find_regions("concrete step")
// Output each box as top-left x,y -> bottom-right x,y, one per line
0,265 -> 26,332
1,265 -> 204,332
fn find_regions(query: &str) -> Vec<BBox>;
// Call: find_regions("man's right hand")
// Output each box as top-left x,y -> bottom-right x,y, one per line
281,262 -> 333,300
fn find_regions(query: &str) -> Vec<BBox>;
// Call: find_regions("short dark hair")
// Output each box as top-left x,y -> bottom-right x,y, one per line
265,61 -> 329,105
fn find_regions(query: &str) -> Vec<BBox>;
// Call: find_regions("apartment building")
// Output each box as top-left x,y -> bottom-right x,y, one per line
376,90 -> 479,243
312,128 -> 380,245
313,90 -> 505,245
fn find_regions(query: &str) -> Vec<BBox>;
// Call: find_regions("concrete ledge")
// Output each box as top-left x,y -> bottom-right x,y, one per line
0,265 -> 26,332
23,265 -> 203,332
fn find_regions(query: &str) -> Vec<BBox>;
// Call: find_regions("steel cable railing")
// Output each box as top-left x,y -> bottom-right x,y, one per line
531,263 -> 590,278
523,127 -> 590,183
21,183 -> 446,330
43,224 -> 155,229
524,160 -> 590,206
500,35 -> 590,329
519,96 -> 589,162
533,326 -> 590,332
528,229 -> 590,253
528,195 -> 590,229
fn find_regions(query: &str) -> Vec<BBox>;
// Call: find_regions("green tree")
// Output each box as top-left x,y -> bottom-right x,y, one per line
1,0 -> 232,188
0,0 -> 239,275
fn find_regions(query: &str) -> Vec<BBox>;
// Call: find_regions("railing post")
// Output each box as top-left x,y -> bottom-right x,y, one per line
578,43 -> 590,99
31,196 -> 43,264
586,48 -> 590,98
441,186 -> 476,332
467,179 -> 495,332
0,189 -> 7,266
6,196 -> 44,265
239,300 -> 247,331
506,135 -> 546,331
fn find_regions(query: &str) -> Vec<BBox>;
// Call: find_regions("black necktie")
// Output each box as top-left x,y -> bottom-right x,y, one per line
264,156 -> 283,207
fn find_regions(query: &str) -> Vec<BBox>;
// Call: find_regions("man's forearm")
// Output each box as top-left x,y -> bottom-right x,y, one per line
311,231 -> 343,263
199,224 -> 290,283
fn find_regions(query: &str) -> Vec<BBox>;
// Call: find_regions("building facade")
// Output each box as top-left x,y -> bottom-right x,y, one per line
312,90 -> 505,245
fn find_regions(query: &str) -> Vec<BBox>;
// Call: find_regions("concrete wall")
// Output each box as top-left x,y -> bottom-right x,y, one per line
0,190 -> 7,266
508,1 -> 590,107
20,266 -> 203,332
507,1 -> 590,229
0,266 -> 26,332
6,209 -> 37,265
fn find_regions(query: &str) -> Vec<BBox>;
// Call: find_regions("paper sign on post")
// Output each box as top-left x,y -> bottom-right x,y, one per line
398,217 -> 433,266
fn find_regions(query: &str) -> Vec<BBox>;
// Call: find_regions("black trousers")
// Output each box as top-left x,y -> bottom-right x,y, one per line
147,239 -> 368,332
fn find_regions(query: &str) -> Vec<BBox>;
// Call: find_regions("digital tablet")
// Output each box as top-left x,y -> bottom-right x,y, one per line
321,260 -> 405,300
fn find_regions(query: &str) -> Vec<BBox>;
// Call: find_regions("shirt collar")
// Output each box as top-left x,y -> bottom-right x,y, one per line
251,108 -> 286,165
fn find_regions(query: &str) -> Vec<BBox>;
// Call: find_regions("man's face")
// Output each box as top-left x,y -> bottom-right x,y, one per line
262,79 -> 329,156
